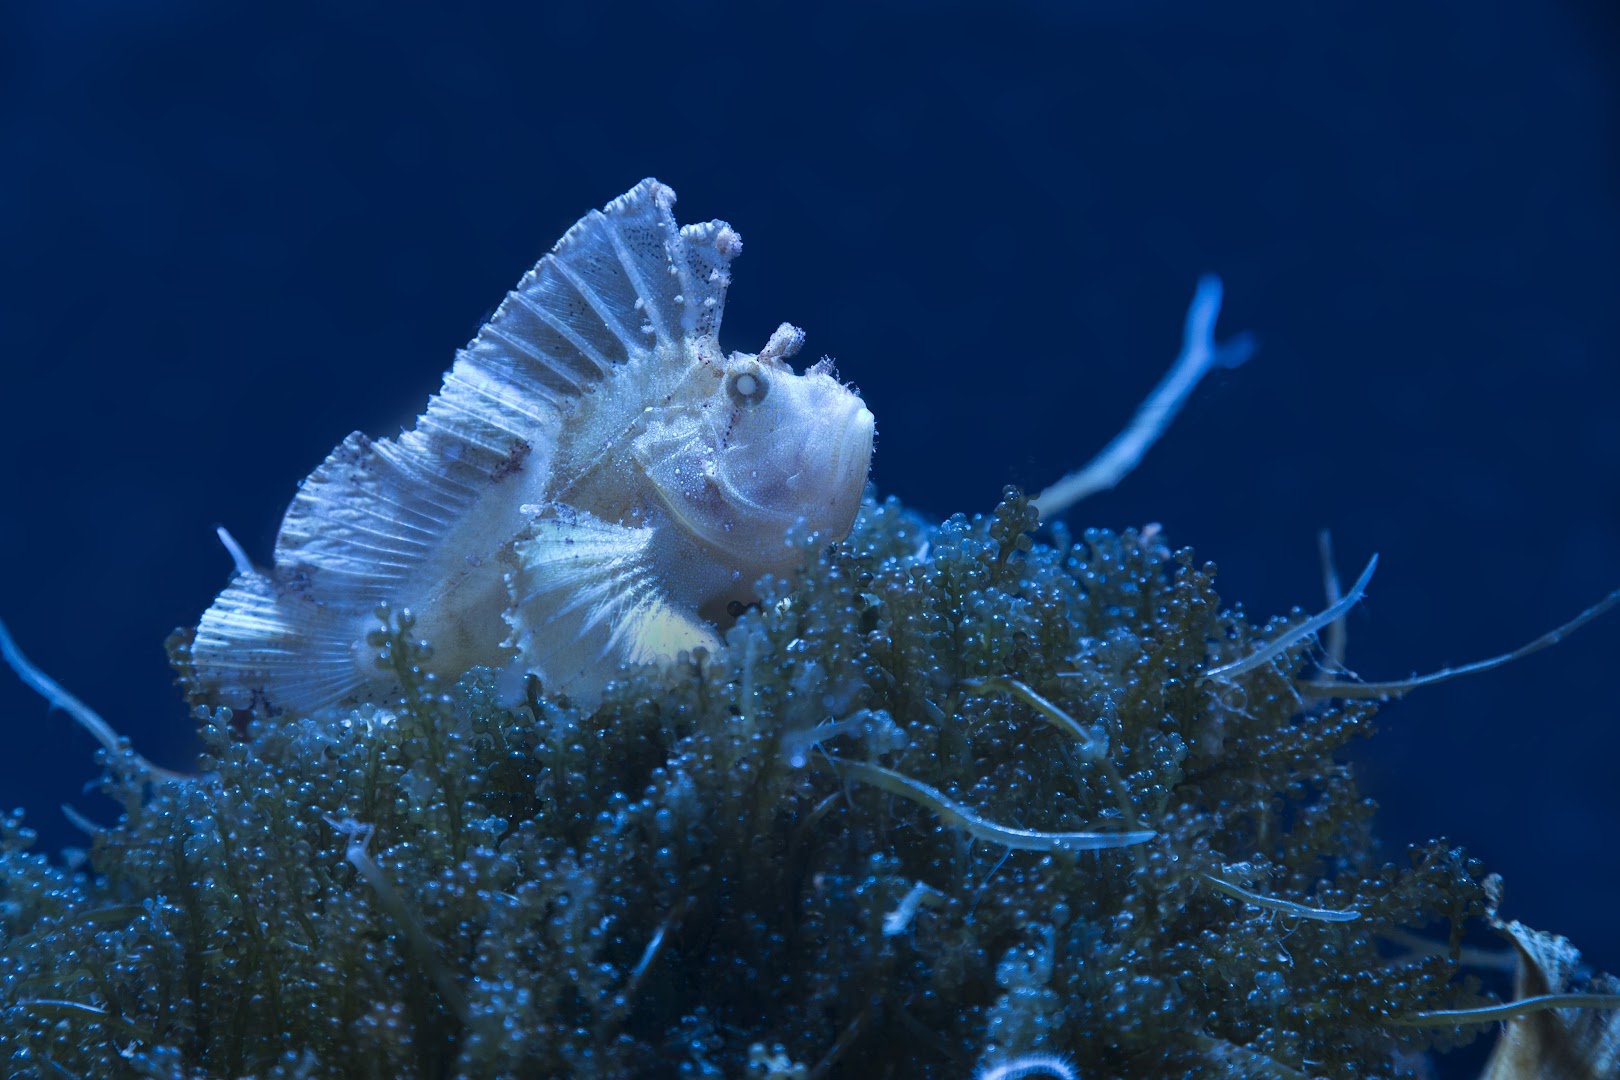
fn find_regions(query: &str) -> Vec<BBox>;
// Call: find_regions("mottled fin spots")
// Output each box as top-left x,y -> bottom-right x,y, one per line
490,439 -> 531,482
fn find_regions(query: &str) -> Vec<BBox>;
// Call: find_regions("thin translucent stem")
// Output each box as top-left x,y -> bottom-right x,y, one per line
1302,586 -> 1620,700
824,756 -> 1154,852
0,613 -> 190,783
1317,529 -> 1347,666
327,818 -> 469,1023
965,676 -> 1146,829
1201,556 -> 1377,683
1199,872 -> 1359,923
1394,992 -> 1620,1027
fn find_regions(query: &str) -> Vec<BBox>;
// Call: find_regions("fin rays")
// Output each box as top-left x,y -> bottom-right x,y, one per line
187,179 -> 745,714
504,508 -> 720,699
188,571 -> 364,715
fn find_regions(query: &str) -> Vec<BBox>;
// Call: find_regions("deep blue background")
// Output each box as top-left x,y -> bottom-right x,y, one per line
2,0 -> 1616,1053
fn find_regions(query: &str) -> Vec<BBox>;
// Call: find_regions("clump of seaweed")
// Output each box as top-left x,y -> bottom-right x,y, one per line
0,489 -> 1613,1077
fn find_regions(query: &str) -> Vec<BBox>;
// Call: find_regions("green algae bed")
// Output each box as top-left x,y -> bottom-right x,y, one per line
2,491 -> 1615,1078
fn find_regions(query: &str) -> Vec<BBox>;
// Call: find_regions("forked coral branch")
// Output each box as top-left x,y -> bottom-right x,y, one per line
1033,274 -> 1256,521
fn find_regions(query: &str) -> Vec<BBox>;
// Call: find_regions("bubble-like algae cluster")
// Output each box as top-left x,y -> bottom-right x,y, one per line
2,491 -> 1518,1077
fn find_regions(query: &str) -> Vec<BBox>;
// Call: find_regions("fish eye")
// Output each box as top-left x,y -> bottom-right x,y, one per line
727,368 -> 769,405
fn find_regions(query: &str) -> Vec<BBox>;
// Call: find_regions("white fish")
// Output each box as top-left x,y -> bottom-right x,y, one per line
183,179 -> 876,713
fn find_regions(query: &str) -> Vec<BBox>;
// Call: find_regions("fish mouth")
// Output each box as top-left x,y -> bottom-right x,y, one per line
829,402 -> 876,503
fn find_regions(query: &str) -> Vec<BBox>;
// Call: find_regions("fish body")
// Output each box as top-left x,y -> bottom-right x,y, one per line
184,179 -> 875,714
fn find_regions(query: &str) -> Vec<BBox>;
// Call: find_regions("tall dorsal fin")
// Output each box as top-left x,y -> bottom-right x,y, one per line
188,180 -> 744,713
273,178 -> 741,602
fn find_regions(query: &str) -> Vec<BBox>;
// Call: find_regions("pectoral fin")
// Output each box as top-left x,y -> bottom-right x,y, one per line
503,506 -> 720,699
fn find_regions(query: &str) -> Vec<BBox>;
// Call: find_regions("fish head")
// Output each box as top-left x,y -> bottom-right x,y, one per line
717,350 -> 876,555
634,341 -> 875,575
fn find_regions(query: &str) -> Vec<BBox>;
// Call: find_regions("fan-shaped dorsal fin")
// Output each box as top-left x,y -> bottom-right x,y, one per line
188,180 -> 748,714
271,179 -> 742,601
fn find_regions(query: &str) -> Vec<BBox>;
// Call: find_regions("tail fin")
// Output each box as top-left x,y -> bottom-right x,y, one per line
183,570 -> 371,716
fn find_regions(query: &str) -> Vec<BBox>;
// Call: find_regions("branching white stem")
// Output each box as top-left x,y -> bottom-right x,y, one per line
1034,275 -> 1254,521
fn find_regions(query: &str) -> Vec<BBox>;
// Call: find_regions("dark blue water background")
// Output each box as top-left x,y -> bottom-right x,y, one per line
1,0 -> 1616,1064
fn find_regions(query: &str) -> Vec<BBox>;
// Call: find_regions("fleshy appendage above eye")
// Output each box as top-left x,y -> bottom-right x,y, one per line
727,364 -> 769,406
